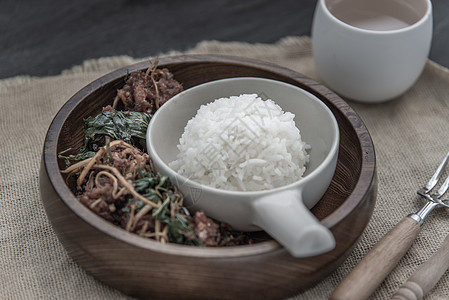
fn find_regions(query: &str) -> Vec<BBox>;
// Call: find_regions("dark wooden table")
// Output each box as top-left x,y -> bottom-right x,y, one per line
2,0 -> 448,79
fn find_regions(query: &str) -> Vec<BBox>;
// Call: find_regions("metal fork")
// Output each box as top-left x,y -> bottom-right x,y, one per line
389,151 -> 449,300
330,151 -> 449,300
413,151 -> 449,222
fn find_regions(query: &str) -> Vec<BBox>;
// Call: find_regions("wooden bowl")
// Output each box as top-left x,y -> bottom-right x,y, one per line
40,55 -> 377,299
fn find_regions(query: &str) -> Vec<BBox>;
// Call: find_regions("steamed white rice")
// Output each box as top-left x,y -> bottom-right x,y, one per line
169,94 -> 310,191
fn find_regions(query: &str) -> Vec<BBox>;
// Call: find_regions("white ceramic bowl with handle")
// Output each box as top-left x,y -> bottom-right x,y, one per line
146,77 -> 340,257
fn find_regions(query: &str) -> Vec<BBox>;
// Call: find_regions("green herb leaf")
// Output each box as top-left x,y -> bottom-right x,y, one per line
80,110 -> 151,155
168,213 -> 203,246
121,198 -> 145,213
59,110 -> 151,166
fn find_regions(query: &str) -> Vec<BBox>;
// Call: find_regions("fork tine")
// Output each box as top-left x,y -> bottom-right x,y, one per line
424,151 -> 449,192
435,173 -> 449,198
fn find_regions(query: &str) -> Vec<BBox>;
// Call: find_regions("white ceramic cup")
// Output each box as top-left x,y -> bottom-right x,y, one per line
146,77 -> 340,257
312,0 -> 433,103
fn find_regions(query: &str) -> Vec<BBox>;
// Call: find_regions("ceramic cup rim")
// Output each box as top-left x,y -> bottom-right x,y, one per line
319,0 -> 432,35
146,77 -> 340,198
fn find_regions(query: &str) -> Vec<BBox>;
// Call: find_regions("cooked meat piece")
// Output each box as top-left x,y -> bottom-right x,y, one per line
116,68 -> 183,114
193,211 -> 221,246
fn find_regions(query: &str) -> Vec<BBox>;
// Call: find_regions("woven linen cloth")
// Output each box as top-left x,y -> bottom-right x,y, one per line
2,36 -> 449,300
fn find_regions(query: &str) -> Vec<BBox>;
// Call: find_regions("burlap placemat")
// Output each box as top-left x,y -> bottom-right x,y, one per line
2,36 -> 449,299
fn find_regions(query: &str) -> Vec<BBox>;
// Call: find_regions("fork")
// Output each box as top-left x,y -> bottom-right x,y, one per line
330,151 -> 449,300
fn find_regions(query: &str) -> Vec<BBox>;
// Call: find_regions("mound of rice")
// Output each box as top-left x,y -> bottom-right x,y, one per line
169,94 -> 310,191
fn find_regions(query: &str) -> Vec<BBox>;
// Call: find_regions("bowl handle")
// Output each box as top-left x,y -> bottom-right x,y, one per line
252,189 -> 335,257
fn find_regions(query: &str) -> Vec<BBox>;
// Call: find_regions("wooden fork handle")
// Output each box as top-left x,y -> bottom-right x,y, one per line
330,217 -> 421,300
391,233 -> 449,300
